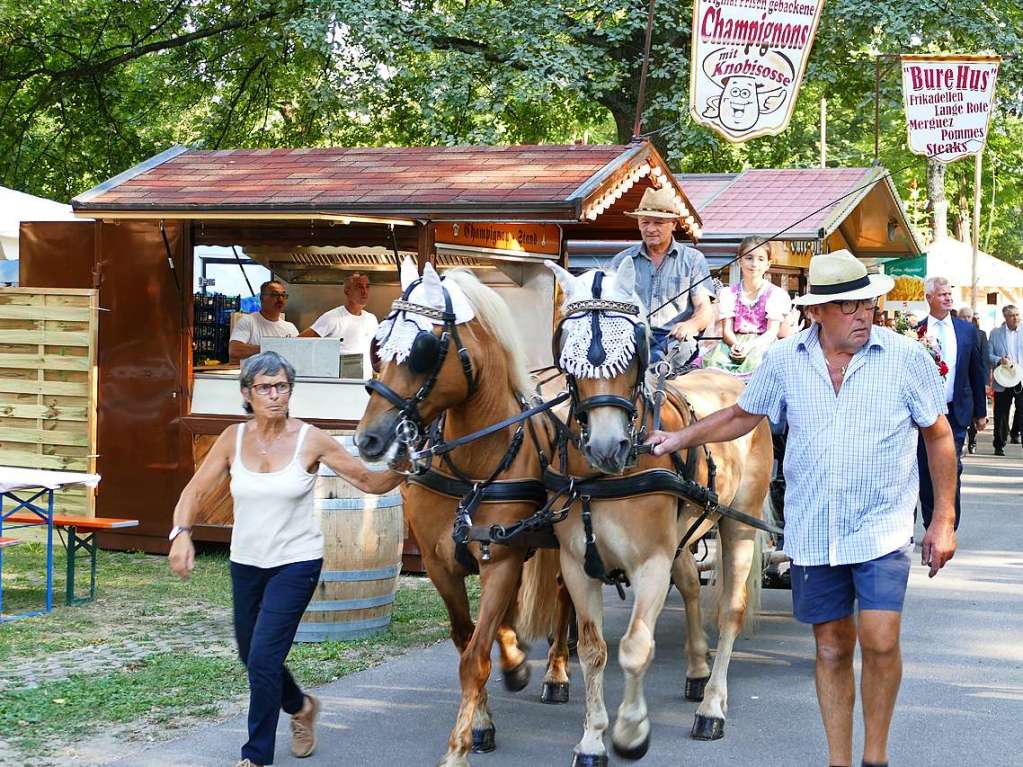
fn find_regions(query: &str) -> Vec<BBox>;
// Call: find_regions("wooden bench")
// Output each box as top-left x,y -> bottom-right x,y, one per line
2,513 -> 139,605
0,537 -> 21,549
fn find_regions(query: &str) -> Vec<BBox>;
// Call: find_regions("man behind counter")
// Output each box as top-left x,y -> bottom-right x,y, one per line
228,280 -> 299,362
299,273 -> 379,375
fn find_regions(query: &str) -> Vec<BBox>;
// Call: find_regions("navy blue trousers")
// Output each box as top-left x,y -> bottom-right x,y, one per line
917,420 -> 966,530
231,558 -> 322,765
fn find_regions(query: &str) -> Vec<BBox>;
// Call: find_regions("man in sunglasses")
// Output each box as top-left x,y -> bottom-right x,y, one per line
229,280 -> 300,362
646,249 -> 958,767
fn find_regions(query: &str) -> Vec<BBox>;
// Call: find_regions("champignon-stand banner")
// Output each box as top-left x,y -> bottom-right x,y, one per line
689,0 -> 826,143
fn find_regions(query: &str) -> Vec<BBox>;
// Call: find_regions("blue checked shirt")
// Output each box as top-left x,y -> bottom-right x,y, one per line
738,325 -> 947,566
610,241 -> 711,331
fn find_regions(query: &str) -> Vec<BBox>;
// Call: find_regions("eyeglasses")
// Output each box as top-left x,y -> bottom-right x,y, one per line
833,298 -> 878,315
250,382 -> 293,396
262,291 -> 289,299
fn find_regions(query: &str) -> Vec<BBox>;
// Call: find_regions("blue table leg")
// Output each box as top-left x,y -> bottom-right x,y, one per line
45,489 -> 54,613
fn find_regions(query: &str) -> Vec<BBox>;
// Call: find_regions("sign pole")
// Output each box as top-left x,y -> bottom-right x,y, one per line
971,149 -> 982,312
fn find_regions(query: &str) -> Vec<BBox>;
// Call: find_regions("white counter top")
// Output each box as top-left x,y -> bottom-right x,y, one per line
191,371 -> 369,421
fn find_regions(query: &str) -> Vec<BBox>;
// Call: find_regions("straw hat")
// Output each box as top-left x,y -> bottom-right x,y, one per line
993,360 -> 1022,389
793,249 -> 895,306
625,185 -> 682,220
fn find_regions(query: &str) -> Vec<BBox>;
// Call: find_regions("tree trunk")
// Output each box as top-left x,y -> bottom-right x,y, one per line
926,157 -> 948,241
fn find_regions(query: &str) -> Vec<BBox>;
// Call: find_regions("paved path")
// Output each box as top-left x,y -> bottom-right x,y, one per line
103,432 -> 1023,767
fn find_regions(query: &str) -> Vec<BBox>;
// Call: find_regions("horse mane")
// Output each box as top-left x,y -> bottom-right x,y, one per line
443,269 -> 533,396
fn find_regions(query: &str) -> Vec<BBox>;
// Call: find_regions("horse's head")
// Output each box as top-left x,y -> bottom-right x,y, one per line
356,258 -> 480,464
548,259 -> 649,475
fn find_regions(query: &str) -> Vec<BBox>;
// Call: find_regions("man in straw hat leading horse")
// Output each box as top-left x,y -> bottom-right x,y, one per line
610,184 -> 713,367
646,250 -> 959,767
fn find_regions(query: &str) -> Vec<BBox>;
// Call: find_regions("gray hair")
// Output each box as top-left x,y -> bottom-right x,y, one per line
958,305 -> 974,320
1004,304 -> 1018,317
240,351 -> 296,414
924,276 -> 950,295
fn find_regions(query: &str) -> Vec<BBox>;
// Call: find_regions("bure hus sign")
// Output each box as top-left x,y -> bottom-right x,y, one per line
689,0 -> 826,142
900,54 -> 1000,164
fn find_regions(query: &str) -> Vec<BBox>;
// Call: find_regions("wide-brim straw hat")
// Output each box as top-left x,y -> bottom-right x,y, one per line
793,249 -> 895,306
993,360 -> 1022,388
625,185 -> 683,220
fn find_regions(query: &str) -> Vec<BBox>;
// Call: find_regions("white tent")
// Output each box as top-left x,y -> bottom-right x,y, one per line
0,186 -> 80,262
926,237 -> 1023,289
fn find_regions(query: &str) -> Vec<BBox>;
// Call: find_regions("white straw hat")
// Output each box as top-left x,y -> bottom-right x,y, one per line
625,185 -> 683,220
993,361 -> 1022,389
792,249 -> 895,306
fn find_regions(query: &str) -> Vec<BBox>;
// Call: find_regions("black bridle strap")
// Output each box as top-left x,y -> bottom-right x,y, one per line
542,468 -> 783,536
410,391 -> 570,462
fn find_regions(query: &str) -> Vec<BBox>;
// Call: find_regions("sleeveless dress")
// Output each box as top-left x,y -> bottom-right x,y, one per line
702,282 -> 791,378
229,422 -> 324,568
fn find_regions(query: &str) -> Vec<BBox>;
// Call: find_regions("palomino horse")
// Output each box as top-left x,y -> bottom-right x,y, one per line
355,260 -> 566,767
544,259 -> 773,765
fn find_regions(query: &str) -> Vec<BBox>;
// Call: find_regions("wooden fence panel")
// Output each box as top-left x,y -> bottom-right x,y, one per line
0,288 -> 99,517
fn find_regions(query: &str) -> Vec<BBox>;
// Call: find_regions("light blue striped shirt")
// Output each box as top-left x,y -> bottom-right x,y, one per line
738,325 -> 947,566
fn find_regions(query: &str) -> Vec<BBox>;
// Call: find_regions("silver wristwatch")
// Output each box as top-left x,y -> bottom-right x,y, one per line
168,525 -> 192,542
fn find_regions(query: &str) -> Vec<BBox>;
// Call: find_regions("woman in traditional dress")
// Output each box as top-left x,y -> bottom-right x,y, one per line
702,237 -> 791,377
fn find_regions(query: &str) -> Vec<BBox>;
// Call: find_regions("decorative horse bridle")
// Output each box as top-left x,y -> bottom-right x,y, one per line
551,270 -> 651,460
366,278 -> 477,456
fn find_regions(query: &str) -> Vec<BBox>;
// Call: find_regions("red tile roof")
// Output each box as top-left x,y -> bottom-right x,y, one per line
674,173 -> 738,211
74,144 -> 635,217
694,168 -> 874,238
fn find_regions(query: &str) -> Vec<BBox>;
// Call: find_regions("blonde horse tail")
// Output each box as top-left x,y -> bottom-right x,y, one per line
741,526 -> 766,636
515,548 -> 561,642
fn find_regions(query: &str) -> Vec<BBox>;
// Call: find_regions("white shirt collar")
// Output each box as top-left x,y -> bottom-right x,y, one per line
929,313 -> 951,325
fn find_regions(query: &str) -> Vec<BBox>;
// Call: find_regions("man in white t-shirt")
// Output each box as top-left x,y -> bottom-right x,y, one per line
299,273 -> 379,375
228,280 -> 299,362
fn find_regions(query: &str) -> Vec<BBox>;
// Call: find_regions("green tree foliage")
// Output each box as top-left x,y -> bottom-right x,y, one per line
1,0 -> 1021,258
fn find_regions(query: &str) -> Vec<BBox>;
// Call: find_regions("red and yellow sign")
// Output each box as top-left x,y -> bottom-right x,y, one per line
435,222 -> 561,257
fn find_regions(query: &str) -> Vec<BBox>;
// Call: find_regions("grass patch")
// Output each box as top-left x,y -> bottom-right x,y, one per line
1,544 -> 478,762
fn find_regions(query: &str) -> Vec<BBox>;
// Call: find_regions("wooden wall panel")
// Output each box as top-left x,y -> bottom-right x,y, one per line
0,288 -> 99,516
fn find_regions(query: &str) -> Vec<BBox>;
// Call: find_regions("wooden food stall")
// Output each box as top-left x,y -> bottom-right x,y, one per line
16,140 -> 702,557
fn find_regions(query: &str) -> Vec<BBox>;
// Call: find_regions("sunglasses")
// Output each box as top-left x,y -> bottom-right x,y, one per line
833,298 -> 878,315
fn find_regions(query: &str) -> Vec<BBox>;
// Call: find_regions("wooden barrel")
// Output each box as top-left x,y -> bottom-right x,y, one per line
295,437 -> 403,643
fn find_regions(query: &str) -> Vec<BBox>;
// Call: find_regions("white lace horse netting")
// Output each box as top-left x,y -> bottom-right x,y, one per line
375,313 -> 433,366
558,312 -> 638,379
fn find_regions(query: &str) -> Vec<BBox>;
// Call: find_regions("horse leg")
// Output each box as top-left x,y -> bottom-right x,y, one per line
495,615 -> 530,693
560,551 -> 609,766
541,577 -> 573,704
671,545 -> 711,701
611,555 -> 673,760
692,518 -> 758,741
440,554 -> 525,767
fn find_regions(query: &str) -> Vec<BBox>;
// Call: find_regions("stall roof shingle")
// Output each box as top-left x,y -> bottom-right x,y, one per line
73,144 -> 638,217
694,168 -> 874,238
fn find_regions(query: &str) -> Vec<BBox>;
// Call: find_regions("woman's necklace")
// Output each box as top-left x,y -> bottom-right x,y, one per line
252,425 -> 283,455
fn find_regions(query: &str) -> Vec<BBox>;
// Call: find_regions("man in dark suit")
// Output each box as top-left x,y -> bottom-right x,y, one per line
958,306 -> 991,454
917,278 -> 987,529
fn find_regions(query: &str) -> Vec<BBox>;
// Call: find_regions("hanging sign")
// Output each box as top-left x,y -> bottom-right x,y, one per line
689,0 -> 826,142
885,255 -> 927,302
900,54 -> 1000,163
435,222 -> 561,258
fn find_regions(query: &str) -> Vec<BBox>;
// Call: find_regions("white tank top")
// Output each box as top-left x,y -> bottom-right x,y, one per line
229,422 -> 324,568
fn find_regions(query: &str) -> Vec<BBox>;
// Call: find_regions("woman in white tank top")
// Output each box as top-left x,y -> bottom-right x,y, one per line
168,352 -> 403,767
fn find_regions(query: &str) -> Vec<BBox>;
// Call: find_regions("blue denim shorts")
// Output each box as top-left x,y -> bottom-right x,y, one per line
790,544 -> 912,625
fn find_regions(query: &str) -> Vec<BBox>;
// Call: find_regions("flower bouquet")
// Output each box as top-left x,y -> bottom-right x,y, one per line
894,315 -> 949,378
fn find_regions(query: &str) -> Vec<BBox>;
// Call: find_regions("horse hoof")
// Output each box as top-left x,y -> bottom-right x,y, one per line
471,725 -> 496,753
684,675 -> 709,701
691,714 -> 725,740
541,681 -> 570,704
502,659 -> 530,692
612,732 -> 650,761
571,752 -> 608,767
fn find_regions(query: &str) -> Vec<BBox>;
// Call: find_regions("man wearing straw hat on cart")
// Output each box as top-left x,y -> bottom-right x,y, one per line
646,250 -> 959,767
610,184 -> 714,370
